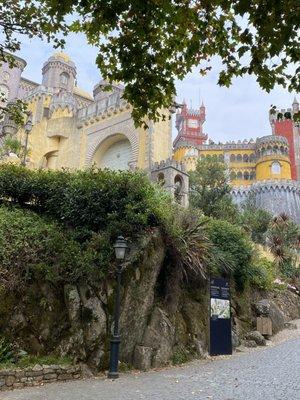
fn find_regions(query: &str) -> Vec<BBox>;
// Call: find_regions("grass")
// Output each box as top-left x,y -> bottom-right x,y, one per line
0,355 -> 72,370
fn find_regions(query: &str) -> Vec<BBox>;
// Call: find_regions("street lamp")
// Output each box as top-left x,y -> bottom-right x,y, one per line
21,113 -> 33,166
107,236 -> 128,379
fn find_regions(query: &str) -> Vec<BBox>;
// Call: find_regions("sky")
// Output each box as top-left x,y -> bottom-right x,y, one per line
16,32 -> 297,143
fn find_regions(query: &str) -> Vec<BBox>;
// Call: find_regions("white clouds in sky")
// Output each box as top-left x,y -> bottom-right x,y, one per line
15,32 -> 297,143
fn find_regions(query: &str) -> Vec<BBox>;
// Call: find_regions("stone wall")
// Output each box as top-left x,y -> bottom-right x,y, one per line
231,180 -> 300,223
0,364 -> 82,391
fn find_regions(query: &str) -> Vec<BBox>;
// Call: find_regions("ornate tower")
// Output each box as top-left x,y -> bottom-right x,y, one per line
42,52 -> 76,93
174,101 -> 207,147
269,98 -> 300,180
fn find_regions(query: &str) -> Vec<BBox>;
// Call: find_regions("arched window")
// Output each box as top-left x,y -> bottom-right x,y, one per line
249,153 -> 255,162
250,171 -> 255,180
230,171 -> 237,180
60,72 -> 70,85
244,171 -> 250,180
243,154 -> 249,162
236,154 -> 242,162
230,154 -> 236,162
273,145 -> 279,153
237,171 -> 243,180
218,154 -> 224,161
157,173 -> 165,186
174,175 -> 183,204
271,161 -> 281,175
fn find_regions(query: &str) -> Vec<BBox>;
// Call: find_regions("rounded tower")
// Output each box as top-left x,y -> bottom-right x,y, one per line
0,53 -> 26,103
255,135 -> 291,181
42,52 -> 76,93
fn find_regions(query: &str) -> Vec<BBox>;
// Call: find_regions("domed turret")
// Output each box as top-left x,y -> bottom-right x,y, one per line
42,52 -> 76,92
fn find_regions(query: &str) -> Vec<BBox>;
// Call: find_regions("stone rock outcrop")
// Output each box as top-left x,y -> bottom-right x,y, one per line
254,299 -> 286,334
119,231 -> 165,364
245,331 -> 266,346
142,307 -> 175,368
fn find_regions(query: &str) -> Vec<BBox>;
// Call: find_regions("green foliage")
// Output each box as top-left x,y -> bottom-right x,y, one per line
238,198 -> 273,244
171,348 -> 190,365
206,218 -> 254,291
266,213 -> 300,278
0,164 -> 169,237
162,207 -> 211,279
0,206 -> 112,290
1,1 -> 299,125
0,135 -> 25,159
0,337 -> 14,364
249,257 -> 277,290
190,157 -> 238,222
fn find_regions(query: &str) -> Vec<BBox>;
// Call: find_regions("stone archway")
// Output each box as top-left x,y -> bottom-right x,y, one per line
85,117 -> 139,169
92,133 -> 133,170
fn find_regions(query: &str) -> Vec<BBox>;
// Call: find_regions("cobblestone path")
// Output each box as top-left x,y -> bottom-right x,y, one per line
1,337 -> 300,400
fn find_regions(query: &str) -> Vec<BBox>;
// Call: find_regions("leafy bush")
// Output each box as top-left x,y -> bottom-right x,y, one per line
206,218 -> 254,291
266,213 -> 300,279
0,206 -> 113,290
238,204 -> 272,244
189,157 -> 238,222
0,337 -> 14,364
0,164 -> 170,237
249,257 -> 277,290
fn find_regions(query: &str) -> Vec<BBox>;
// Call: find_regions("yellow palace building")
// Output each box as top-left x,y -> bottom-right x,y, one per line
0,52 -> 299,221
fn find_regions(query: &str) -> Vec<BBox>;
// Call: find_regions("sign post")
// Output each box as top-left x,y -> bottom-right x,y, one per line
209,277 -> 232,356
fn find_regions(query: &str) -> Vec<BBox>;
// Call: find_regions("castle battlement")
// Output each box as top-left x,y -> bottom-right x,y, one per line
152,157 -> 187,173
77,92 -> 128,122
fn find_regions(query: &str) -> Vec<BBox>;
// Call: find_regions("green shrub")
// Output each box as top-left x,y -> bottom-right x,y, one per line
0,164 -> 170,237
206,218 -> 254,291
0,337 -> 14,364
249,257 -> 276,290
0,206 -> 113,290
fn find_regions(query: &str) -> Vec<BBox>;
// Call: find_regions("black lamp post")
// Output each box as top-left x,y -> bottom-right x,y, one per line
21,114 -> 33,167
107,235 -> 128,379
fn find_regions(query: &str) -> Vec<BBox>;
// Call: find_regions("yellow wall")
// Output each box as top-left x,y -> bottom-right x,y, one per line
256,156 -> 291,181
175,145 -> 292,187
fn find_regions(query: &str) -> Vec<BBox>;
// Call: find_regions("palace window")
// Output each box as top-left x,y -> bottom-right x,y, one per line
60,72 -> 70,86
271,161 -> 281,175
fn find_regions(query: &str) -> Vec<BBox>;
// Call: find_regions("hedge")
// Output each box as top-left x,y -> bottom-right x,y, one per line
0,164 -> 170,237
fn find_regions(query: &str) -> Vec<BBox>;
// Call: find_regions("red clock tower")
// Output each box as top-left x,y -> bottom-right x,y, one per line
174,101 -> 207,147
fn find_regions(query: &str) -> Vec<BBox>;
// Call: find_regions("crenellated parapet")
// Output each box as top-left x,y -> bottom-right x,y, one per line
77,91 -> 129,127
152,157 -> 187,173
49,91 -> 77,115
256,134 -> 288,148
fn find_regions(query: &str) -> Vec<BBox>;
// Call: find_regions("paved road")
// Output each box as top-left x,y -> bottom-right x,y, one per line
1,337 -> 300,400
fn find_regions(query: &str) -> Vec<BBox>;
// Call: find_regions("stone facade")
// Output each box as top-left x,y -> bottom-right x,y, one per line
151,158 -> 189,207
0,52 -> 172,172
232,180 -> 300,224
